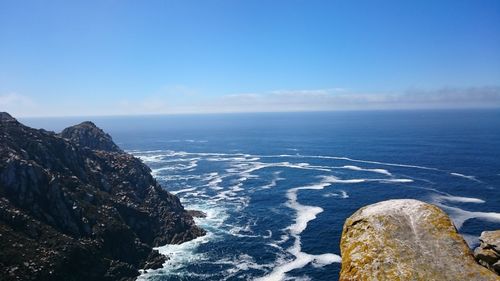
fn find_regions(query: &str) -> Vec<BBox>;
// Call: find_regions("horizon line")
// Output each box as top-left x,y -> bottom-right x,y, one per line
13,106 -> 500,119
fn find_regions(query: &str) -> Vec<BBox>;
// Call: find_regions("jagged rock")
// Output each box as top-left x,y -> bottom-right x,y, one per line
0,112 -> 16,122
187,209 -> 207,218
339,199 -> 498,281
0,112 -> 205,281
143,250 -> 166,270
475,230 -> 500,274
59,121 -> 122,152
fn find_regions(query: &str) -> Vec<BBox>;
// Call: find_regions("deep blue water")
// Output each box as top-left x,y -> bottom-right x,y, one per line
22,110 -> 500,281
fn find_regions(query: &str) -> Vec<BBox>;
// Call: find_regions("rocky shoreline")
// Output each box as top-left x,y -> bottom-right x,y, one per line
0,112 -> 205,280
2,111 -> 499,281
475,230 -> 500,275
339,199 -> 499,281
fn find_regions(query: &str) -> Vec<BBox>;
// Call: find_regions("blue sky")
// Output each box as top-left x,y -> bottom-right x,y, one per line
1,0 -> 499,116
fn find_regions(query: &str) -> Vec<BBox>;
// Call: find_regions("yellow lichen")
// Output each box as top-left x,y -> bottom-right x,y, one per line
339,200 -> 500,281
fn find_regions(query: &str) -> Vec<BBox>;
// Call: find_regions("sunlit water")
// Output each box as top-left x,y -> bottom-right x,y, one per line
23,110 -> 500,281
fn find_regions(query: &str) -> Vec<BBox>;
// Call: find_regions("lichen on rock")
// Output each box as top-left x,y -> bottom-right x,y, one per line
339,199 -> 499,281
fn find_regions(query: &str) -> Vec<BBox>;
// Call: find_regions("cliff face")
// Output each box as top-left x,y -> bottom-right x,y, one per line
339,199 -> 498,281
0,112 -> 205,281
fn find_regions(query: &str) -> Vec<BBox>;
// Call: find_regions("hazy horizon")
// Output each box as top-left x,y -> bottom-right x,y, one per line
7,106 -> 500,120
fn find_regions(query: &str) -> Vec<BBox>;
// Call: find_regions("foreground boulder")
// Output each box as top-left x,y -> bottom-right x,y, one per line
339,199 -> 498,281
0,112 -> 205,280
475,230 -> 500,274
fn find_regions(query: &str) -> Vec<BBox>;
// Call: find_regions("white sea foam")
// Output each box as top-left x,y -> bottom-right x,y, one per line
156,233 -> 211,268
151,160 -> 198,176
377,178 -> 414,183
323,190 -> 349,198
287,276 -> 312,281
226,253 -> 267,273
286,198 -> 324,235
228,221 -> 259,238
433,195 -> 485,204
150,166 -> 176,176
157,174 -> 203,181
135,153 -> 170,163
132,150 -> 193,162
318,156 -> 439,170
258,176 -> 356,280
336,178 -> 366,183
207,175 -> 224,190
312,177 -> 412,184
256,236 -> 341,281
258,153 -> 440,171
427,194 -> 498,231
182,191 -> 210,199
170,187 -> 198,195
237,161 -> 332,175
262,171 -> 285,190
450,172 -> 481,182
209,254 -> 273,281
137,231 -> 215,280
341,165 -> 392,176
230,182 -> 245,192
436,204 -> 500,229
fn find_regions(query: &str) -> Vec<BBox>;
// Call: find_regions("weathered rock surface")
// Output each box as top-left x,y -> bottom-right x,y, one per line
475,230 -> 500,274
59,121 -> 122,152
339,199 -> 499,281
0,112 -> 205,281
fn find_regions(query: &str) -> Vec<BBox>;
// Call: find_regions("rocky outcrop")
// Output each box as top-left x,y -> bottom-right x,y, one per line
59,121 -> 122,152
0,112 -> 205,281
475,230 -> 500,274
339,199 -> 498,281
186,209 -> 207,218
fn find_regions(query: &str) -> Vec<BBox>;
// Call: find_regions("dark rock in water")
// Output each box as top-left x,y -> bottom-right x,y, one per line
339,199 -> 498,281
59,121 -> 122,152
0,112 -> 205,281
186,209 -> 207,218
143,250 -> 167,270
475,230 -> 500,275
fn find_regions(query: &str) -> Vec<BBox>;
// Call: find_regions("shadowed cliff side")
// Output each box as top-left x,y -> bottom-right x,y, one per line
0,112 -> 205,281
339,199 -> 498,281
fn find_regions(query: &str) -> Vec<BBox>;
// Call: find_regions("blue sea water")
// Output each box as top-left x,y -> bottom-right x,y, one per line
22,110 -> 500,281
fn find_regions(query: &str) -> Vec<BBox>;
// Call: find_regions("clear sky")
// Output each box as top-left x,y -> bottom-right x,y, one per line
1,0 -> 499,117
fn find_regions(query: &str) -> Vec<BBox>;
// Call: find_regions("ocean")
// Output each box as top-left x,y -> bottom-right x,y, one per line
21,110 -> 500,281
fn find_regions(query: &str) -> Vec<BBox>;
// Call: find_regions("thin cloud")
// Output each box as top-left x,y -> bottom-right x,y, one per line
201,86 -> 500,112
4,86 -> 500,117
0,93 -> 38,116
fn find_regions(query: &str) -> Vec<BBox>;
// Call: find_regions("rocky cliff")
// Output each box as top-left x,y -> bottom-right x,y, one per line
339,199 -> 499,281
0,112 -> 205,281
475,230 -> 500,274
59,121 -> 122,153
